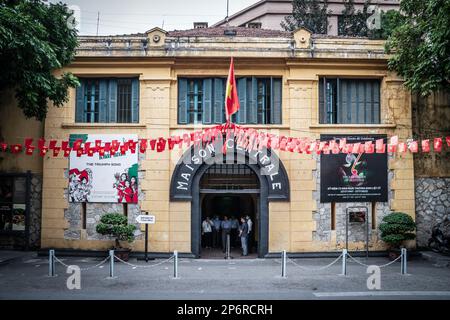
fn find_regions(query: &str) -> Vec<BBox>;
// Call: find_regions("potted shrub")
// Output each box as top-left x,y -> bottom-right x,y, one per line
379,212 -> 416,260
96,213 -> 136,261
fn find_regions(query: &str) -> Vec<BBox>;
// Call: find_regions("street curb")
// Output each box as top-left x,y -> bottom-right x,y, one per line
419,251 -> 450,267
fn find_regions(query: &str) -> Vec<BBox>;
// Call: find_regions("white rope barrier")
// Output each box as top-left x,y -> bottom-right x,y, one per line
287,254 -> 344,271
346,253 -> 402,268
54,255 -> 110,271
113,254 -> 174,269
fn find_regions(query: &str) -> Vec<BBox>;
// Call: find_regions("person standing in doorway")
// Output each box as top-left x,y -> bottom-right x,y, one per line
230,216 -> 239,248
239,217 -> 249,256
246,215 -> 253,253
202,216 -> 213,249
212,215 -> 221,248
221,216 -> 232,253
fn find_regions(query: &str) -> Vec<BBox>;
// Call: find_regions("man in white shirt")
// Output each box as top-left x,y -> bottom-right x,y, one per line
202,217 -> 213,249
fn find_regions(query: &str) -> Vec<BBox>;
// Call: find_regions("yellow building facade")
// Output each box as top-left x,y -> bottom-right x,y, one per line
39,27 -> 415,257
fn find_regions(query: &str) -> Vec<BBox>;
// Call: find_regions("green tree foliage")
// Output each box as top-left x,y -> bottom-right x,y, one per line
0,0 -> 79,121
379,212 -> 416,248
338,0 -> 404,39
281,0 -> 329,34
386,0 -> 450,96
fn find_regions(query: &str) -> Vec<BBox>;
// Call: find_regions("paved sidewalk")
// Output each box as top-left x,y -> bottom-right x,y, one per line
1,252 -> 450,300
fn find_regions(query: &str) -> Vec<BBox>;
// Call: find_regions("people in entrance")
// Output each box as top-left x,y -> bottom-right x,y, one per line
221,215 -> 232,253
230,216 -> 239,248
246,215 -> 253,253
202,217 -> 213,249
212,215 -> 221,248
239,217 -> 249,256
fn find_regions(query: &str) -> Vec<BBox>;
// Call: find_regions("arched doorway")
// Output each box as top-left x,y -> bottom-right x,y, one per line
192,160 -> 268,258
170,139 -> 290,258
199,163 -> 260,258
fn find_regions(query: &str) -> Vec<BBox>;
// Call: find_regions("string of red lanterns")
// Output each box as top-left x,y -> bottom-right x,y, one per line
0,124 -> 448,157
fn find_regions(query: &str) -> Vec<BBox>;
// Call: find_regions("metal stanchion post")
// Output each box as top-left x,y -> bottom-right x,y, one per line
341,249 -> 347,276
225,234 -> 232,259
174,250 -> 178,279
401,248 -> 407,275
281,250 -> 287,278
109,250 -> 115,278
48,249 -> 55,277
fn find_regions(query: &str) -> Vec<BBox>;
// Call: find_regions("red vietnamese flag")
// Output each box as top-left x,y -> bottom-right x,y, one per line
225,57 -> 240,122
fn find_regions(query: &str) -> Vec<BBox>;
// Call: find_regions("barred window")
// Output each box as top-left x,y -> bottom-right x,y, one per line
319,77 -> 380,124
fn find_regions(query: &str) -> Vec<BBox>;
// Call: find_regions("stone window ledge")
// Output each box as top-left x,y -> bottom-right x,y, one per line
309,124 -> 396,129
61,123 -> 147,129
170,124 -> 291,130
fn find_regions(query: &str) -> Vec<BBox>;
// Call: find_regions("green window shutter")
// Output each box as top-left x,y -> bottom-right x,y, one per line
202,78 -> 213,124
178,78 -> 188,124
372,80 -> 380,124
270,78 -> 282,124
131,78 -> 139,123
75,81 -> 85,122
236,77 -> 247,124
99,80 -> 108,123
108,80 -> 117,123
319,78 -> 325,124
248,77 -> 258,124
213,78 -> 224,124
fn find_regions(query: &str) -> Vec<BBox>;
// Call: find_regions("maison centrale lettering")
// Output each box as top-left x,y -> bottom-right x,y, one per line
170,138 -> 290,201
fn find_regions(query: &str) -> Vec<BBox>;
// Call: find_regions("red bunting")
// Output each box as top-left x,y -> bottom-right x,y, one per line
157,138 -> 167,153
421,139 -> 430,153
25,146 -> 35,155
48,140 -> 57,150
25,138 -> 33,147
446,136 -> 450,147
11,144 -> 22,154
0,142 -> 7,152
434,138 -> 442,152
408,141 -> 418,153
139,139 -> 147,153
39,146 -> 48,157
52,147 -> 61,157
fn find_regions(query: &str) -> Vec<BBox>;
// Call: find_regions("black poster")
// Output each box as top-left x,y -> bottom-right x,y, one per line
320,134 -> 388,203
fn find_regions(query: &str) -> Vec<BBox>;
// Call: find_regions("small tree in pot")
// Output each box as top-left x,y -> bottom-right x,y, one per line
379,212 -> 416,260
96,213 -> 136,261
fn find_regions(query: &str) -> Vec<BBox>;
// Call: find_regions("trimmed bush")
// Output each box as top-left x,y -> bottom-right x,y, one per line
379,212 -> 416,248
96,213 -> 136,248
